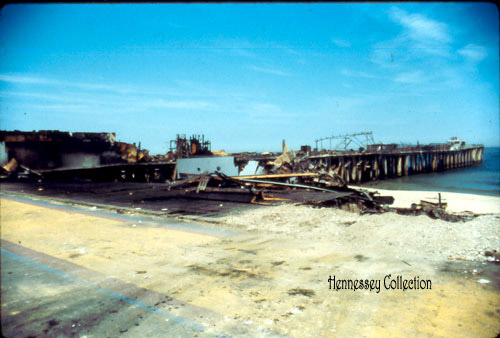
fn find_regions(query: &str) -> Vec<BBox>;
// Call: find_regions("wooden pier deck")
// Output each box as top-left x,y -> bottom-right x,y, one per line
308,145 -> 484,184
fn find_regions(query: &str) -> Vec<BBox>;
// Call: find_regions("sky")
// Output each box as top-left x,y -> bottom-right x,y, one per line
0,3 -> 498,154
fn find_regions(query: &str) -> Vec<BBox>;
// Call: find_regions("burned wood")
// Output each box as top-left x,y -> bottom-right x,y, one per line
372,195 -> 395,205
420,200 -> 448,209
233,138 -> 484,186
0,158 -> 45,180
182,187 -> 264,204
38,162 -> 176,183
392,204 -> 475,222
196,175 -> 210,193
0,130 -> 154,172
232,177 -> 347,194
236,173 -> 319,179
221,173 -> 393,213
253,143 -> 348,189
19,165 -> 43,178
2,158 -> 18,173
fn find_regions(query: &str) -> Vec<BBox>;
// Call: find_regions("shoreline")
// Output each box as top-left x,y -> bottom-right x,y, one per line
358,180 -> 500,198
350,185 -> 500,214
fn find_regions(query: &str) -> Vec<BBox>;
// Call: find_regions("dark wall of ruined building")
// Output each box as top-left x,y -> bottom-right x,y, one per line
0,130 -> 149,170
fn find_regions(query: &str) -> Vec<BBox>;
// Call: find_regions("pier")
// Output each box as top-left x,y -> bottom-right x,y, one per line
1,130 -> 485,186
308,145 -> 484,184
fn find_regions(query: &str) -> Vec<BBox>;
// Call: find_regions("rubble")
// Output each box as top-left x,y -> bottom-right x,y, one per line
236,140 -> 347,190
2,158 -> 18,173
391,197 -> 476,222
157,172 -> 394,213
0,130 -> 487,220
169,134 -> 211,158
0,130 -> 152,171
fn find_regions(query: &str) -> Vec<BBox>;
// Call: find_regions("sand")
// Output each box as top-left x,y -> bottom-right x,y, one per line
2,191 -> 500,337
349,185 -> 500,214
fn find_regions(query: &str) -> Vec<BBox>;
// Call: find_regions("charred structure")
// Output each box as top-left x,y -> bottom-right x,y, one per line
169,134 -> 211,159
0,130 -> 486,220
0,130 -> 150,170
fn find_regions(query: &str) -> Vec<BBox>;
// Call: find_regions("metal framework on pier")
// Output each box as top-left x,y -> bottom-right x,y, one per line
315,131 -> 375,151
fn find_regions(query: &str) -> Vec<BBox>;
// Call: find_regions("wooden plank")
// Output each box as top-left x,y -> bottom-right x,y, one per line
234,173 -> 319,179
171,162 -> 178,181
420,200 -> 448,208
262,197 -> 291,201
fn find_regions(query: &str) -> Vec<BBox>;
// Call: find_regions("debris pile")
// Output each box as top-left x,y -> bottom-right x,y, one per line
0,130 -> 152,172
0,131 -> 487,221
162,172 -> 393,214
238,141 -> 346,189
116,142 -> 151,163
392,193 -> 476,222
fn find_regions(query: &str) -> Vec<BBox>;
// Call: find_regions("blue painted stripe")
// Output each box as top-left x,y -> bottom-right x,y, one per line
1,248 -> 207,332
1,194 -> 233,237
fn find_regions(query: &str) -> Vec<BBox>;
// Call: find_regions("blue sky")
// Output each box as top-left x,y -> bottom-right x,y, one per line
0,3 -> 498,154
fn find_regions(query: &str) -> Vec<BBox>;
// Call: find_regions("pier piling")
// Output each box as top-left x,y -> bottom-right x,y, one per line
308,145 -> 483,184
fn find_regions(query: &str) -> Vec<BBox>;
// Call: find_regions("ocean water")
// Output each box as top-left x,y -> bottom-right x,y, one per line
360,147 -> 500,196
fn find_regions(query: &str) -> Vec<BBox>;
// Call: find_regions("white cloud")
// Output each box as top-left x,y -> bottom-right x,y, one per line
389,7 -> 450,45
332,38 -> 351,48
146,99 -> 215,110
230,48 -> 258,58
458,44 -> 488,62
394,71 -> 427,84
31,104 -> 84,111
282,48 -> 300,56
0,73 -> 133,94
250,65 -> 290,76
0,74 -> 50,84
249,102 -> 281,115
341,69 -> 377,79
370,8 -> 453,68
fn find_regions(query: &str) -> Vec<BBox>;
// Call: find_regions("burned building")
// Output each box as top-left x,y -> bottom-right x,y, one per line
169,134 -> 212,158
0,130 -> 149,170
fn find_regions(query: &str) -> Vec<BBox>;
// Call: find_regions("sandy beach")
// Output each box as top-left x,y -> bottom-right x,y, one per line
350,186 -> 500,214
2,189 -> 500,337
215,192 -> 500,264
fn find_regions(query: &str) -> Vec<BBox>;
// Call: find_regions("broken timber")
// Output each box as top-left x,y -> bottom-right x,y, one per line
305,146 -> 484,184
236,172 -> 319,179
